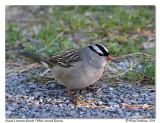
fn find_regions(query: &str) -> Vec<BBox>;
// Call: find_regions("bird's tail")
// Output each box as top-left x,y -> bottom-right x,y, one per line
19,52 -> 52,67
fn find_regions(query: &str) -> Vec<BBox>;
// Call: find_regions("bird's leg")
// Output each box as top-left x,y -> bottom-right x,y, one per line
86,87 -> 98,92
65,86 -> 86,104
65,86 -> 75,100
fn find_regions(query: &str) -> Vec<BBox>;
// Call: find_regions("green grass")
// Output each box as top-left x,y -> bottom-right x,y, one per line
5,6 -> 155,57
120,54 -> 155,84
6,22 -> 21,43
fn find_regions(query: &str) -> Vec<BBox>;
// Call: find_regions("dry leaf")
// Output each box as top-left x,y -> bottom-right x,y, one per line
143,104 -> 149,110
136,28 -> 141,32
85,105 -> 109,109
121,103 -> 141,109
131,105 -> 142,109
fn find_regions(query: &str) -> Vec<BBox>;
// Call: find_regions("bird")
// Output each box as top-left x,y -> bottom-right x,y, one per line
20,43 -> 112,103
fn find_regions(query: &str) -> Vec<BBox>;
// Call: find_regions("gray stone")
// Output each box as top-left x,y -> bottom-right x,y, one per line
140,93 -> 148,97
97,101 -> 103,105
8,106 -> 16,111
63,97 -> 66,100
111,96 -> 117,102
6,110 -> 12,115
28,85 -> 36,89
108,108 -> 116,112
44,104 -> 50,107
124,59 -> 129,63
118,62 -> 126,68
69,104 -> 75,109
70,111 -> 76,116
117,108 -> 123,114
123,98 -> 131,104
79,115 -> 84,118
34,102 -> 40,107
134,112 -> 140,116
137,65 -> 142,70
79,111 -> 84,115
59,104 -> 63,107
128,58 -> 133,63
21,108 -> 26,112
49,83 -> 55,88
27,96 -> 34,102
86,112 -> 91,117
55,112 -> 62,117
146,101 -> 155,105
132,94 -> 139,98
77,105 -> 85,110
22,115 -> 26,118
25,89 -> 31,93
126,112 -> 132,117
39,98 -> 43,103
99,107 -> 109,112
66,100 -> 70,103
86,93 -> 92,97
118,84 -> 124,87
27,102 -> 32,106
34,92 -> 42,98
131,99 -> 137,104
27,82 -> 34,85
42,113 -> 50,118
117,99 -> 121,104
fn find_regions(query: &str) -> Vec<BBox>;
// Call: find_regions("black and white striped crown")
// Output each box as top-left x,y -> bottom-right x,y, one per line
89,43 -> 109,56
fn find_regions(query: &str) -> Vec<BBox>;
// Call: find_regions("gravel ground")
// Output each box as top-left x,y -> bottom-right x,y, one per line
5,65 -> 155,118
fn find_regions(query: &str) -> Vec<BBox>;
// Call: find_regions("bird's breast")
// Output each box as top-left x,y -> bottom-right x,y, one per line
51,62 -> 104,89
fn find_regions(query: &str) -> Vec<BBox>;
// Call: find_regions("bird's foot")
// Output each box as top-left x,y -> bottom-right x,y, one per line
65,86 -> 86,104
86,87 -> 98,92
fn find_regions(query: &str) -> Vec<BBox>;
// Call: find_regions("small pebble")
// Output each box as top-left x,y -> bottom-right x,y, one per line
108,108 -> 116,112
117,108 -> 123,114
137,65 -> 142,70
70,111 -> 76,116
118,62 -> 126,68
27,96 -> 34,102
97,101 -> 103,105
5,70 -> 155,118
34,102 -> 40,107
27,82 -> 34,85
86,93 -> 92,97
27,103 -> 32,106
6,111 -> 12,115
39,98 -> 43,103
135,112 -> 140,116
79,111 -> 84,115
8,106 -> 16,111
109,87 -> 114,91
28,85 -> 36,89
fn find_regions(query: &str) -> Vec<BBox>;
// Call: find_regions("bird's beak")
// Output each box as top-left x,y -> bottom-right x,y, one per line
106,55 -> 112,61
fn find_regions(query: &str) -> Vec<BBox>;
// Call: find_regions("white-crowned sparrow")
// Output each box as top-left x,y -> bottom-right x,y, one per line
20,43 -> 112,101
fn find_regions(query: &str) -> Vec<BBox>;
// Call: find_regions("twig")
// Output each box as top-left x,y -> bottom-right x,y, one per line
19,63 -> 39,73
84,105 -> 109,109
112,52 -> 151,61
40,68 -> 51,76
52,32 -> 64,42
5,62 -> 22,66
117,63 -> 139,76
105,66 -> 119,74
42,81 -> 53,89
96,84 -> 104,93
105,62 -> 139,79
